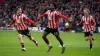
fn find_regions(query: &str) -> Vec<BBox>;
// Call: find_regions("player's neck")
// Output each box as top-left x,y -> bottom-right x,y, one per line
16,13 -> 21,16
50,9 -> 54,12
84,14 -> 89,17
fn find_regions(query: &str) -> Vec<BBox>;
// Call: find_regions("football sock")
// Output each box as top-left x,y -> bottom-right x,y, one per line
90,44 -> 92,49
21,43 -> 24,48
92,38 -> 94,41
48,44 -> 52,46
32,40 -> 36,43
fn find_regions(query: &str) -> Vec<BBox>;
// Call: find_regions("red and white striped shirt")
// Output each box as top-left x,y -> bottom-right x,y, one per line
40,10 -> 69,28
9,13 -> 36,30
79,15 -> 96,32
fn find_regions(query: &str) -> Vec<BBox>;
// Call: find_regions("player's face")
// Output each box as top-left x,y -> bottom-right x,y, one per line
17,8 -> 22,15
83,10 -> 89,15
49,4 -> 55,10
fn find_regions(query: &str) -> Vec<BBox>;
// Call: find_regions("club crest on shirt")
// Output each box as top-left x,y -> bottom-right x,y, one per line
16,19 -> 21,23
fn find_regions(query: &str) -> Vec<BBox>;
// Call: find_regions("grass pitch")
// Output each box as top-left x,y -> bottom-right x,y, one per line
0,30 -> 100,56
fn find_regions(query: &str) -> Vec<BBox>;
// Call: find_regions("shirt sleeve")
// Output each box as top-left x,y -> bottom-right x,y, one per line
91,16 -> 96,27
23,14 -> 28,19
39,10 -> 49,18
9,15 -> 16,26
79,16 -> 84,25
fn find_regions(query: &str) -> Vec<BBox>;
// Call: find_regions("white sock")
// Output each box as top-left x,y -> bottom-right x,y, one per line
48,44 -> 52,46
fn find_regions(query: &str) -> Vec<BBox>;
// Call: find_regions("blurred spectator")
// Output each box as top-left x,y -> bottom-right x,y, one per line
0,0 -> 100,28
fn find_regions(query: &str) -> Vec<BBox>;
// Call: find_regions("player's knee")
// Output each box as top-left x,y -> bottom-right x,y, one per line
85,37 -> 88,41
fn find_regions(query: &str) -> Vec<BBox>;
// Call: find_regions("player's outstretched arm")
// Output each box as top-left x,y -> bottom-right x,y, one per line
27,18 -> 37,26
8,19 -> 16,27
37,14 -> 47,19
59,14 -> 73,21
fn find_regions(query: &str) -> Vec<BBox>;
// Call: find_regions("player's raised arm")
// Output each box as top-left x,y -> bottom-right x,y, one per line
8,19 -> 16,27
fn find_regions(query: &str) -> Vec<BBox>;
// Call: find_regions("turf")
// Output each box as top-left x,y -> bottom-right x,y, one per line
0,30 -> 100,56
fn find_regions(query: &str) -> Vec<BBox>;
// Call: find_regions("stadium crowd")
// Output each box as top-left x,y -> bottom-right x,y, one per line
0,0 -> 100,29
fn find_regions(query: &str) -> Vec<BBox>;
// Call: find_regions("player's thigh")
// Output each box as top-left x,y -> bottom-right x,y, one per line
42,28 -> 51,37
18,34 -> 23,39
51,29 -> 59,37
84,32 -> 90,40
24,29 -> 31,37
17,30 -> 24,39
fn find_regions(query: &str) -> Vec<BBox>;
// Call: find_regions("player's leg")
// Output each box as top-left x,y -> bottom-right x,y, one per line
85,37 -> 89,41
84,32 -> 93,50
18,34 -> 26,51
42,28 -> 52,52
91,31 -> 94,41
88,35 -> 93,50
42,31 -> 50,45
52,31 -> 64,46
24,29 -> 38,47
28,36 -> 38,47
89,31 -> 93,50
84,32 -> 89,41
42,28 -> 51,45
52,29 -> 66,54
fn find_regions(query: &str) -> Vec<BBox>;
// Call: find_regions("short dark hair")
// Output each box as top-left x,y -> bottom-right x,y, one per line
51,3 -> 57,9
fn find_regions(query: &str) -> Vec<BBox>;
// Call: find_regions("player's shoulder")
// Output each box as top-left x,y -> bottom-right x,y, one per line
45,10 -> 50,14
54,10 -> 61,14
21,13 -> 28,17
21,13 -> 26,16
89,15 -> 93,18
13,14 -> 16,17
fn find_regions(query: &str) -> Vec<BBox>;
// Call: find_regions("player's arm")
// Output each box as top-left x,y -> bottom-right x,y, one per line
23,14 -> 37,26
8,19 -> 16,27
79,20 -> 84,25
27,18 -> 37,26
91,16 -> 96,27
38,13 -> 47,18
58,14 -> 73,21
78,16 -> 84,25
59,14 -> 69,21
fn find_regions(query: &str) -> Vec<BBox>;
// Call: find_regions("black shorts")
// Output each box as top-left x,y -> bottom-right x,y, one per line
84,31 -> 93,37
44,27 -> 59,36
17,29 -> 31,37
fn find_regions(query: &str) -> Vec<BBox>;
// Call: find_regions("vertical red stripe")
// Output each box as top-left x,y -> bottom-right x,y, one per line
22,14 -> 28,30
52,13 -> 54,28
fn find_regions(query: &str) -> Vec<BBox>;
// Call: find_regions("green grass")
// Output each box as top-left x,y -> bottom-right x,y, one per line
0,30 -> 100,56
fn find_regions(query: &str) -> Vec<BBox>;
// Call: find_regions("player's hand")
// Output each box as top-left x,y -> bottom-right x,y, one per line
37,14 -> 41,19
77,23 -> 79,26
34,22 -> 38,27
7,25 -> 10,27
69,15 -> 73,21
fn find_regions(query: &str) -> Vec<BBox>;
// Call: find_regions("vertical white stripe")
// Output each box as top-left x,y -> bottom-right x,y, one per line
22,14 -> 28,29
19,16 -> 24,30
15,15 -> 19,30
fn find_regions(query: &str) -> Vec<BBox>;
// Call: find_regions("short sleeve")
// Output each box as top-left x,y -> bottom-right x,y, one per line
45,10 -> 50,14
81,16 -> 84,21
55,11 -> 61,15
22,14 -> 28,19
13,14 -> 16,19
90,15 -> 95,22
